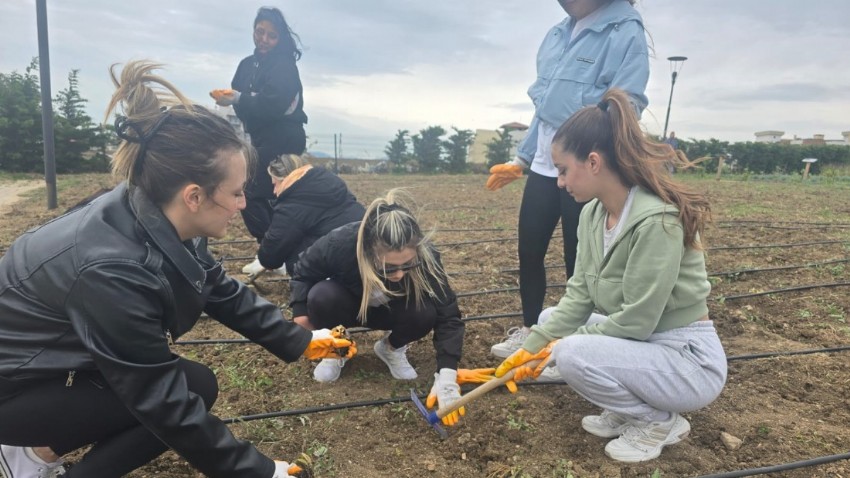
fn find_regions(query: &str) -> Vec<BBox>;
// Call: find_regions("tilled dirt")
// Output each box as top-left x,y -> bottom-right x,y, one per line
2,173 -> 849,478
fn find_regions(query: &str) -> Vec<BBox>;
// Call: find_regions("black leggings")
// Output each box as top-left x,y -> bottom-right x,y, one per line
0,358 -> 218,478
517,171 -> 586,327
305,280 -> 436,349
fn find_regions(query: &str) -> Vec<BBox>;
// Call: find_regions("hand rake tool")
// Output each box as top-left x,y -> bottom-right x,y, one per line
410,359 -> 542,438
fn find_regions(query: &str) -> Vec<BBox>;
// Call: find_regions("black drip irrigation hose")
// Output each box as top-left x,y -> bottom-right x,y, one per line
717,220 -> 850,227
709,257 -> 850,277
708,239 -> 847,251
500,256 -> 850,276
717,281 -> 850,302
692,451 -> 850,478
207,227 -> 513,248
456,283 -> 564,298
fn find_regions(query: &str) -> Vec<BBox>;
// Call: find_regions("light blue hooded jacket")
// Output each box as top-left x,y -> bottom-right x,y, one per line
517,0 -> 649,171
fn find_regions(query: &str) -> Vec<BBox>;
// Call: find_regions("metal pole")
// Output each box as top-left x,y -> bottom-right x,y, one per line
333,133 -> 338,173
662,70 -> 677,140
36,0 -> 57,209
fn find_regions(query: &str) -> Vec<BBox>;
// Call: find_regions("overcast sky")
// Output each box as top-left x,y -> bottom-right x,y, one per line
2,0 -> 849,158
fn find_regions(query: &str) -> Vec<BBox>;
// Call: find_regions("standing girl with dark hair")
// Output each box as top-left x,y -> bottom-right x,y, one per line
495,89 -> 727,463
212,6 -> 308,276
289,189 -> 467,425
487,0 -> 650,360
0,61 -> 351,478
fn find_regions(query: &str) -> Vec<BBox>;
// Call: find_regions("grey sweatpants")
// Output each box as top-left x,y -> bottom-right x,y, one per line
542,309 -> 727,422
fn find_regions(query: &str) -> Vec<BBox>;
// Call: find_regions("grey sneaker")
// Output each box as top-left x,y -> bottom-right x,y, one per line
582,410 -> 630,438
490,327 -> 530,358
373,336 -> 417,380
313,358 -> 347,383
604,413 -> 690,462
0,445 -> 65,478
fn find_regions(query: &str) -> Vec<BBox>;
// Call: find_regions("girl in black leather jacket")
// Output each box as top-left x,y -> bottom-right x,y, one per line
0,61 -> 351,478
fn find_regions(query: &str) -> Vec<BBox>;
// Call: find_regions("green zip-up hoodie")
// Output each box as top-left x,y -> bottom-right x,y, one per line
524,187 -> 710,353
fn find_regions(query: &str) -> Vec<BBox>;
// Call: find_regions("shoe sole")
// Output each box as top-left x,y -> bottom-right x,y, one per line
582,422 -> 629,438
0,447 -> 12,478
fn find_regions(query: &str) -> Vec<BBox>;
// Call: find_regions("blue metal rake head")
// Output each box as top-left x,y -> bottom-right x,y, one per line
409,388 -> 447,439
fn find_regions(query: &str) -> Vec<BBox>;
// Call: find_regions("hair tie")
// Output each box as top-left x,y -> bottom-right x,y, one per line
114,109 -> 171,178
597,100 -> 609,112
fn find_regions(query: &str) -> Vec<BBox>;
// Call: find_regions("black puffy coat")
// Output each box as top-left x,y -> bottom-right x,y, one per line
289,223 -> 465,369
257,167 -> 365,271
0,183 -> 311,478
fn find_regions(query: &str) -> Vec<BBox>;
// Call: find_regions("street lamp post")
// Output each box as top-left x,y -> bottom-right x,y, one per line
662,56 -> 688,140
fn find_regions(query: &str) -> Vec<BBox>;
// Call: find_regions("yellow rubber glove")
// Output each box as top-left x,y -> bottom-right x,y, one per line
485,162 -> 524,191
302,327 -> 357,360
456,367 -> 517,393
426,368 -> 465,426
494,340 -> 557,381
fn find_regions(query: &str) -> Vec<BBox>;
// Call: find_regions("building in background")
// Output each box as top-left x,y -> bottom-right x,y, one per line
467,122 -> 528,164
754,130 -> 850,146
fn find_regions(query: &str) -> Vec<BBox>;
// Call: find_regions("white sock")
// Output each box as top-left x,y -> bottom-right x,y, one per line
23,447 -> 61,466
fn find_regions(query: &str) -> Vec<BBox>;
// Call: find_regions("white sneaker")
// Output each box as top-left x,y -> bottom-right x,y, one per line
582,410 -> 630,438
604,413 -> 690,462
269,263 -> 287,276
0,445 -> 65,478
313,358 -> 347,383
373,336 -> 417,380
490,327 -> 530,358
534,365 -> 562,382
242,257 -> 264,275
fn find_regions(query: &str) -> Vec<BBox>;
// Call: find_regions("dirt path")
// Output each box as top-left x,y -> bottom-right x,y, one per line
0,180 -> 43,214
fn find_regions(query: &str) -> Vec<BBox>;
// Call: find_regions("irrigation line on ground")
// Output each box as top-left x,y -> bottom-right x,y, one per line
501,256 -> 850,275
456,283 -> 565,298
717,281 -> 850,302
717,220 -> 850,227
709,257 -> 850,277
692,451 -> 850,478
709,239 -> 847,251
207,227 -> 513,247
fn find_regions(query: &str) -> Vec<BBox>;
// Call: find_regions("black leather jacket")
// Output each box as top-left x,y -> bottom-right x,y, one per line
289,222 -> 464,370
0,183 -> 311,478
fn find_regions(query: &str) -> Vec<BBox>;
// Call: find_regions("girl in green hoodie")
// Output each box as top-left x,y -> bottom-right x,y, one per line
495,88 -> 726,463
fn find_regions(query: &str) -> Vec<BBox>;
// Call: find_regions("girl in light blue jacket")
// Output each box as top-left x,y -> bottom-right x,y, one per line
489,0 -> 651,360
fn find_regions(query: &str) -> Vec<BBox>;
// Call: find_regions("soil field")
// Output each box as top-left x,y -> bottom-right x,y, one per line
2,173 -> 849,478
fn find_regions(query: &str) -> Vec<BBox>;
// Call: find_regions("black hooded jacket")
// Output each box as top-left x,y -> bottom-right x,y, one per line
231,47 -> 307,147
0,183 -> 311,478
257,167 -> 366,271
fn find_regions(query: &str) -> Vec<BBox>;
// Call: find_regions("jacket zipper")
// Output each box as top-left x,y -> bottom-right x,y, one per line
165,329 -> 174,346
66,370 -> 76,387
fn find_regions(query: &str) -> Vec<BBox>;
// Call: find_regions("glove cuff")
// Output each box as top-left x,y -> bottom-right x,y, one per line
510,156 -> 530,168
311,329 -> 331,340
437,368 -> 458,385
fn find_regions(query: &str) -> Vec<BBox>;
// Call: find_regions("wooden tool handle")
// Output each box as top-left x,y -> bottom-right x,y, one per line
436,359 -> 542,419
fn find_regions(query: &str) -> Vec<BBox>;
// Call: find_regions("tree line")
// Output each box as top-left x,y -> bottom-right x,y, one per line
0,59 -> 116,173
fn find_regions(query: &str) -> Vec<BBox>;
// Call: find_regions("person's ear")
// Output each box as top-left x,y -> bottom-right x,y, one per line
181,184 -> 206,212
587,152 -> 603,174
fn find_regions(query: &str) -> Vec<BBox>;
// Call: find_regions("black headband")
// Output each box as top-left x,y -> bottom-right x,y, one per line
597,100 -> 609,112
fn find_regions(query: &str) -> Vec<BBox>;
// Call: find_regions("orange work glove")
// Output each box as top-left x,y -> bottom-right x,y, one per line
485,161 -> 525,191
494,340 -> 557,382
302,327 -> 357,360
209,88 -> 240,106
426,368 -> 465,426
456,367 -> 517,393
